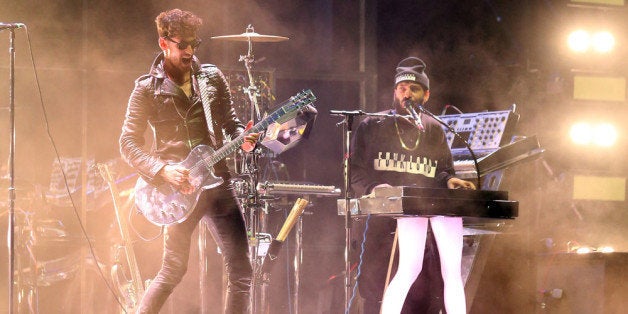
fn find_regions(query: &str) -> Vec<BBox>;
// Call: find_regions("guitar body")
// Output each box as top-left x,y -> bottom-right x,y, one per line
134,145 -> 224,226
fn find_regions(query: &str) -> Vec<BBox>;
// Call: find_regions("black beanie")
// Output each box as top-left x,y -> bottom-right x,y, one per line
394,57 -> 429,90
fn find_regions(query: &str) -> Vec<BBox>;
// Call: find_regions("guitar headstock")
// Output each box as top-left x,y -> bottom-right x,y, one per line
274,89 -> 317,124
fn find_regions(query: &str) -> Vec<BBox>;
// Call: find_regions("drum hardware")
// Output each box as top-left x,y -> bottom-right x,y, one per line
12,208 -> 82,313
211,25 -> 290,314
255,233 -> 273,258
212,25 -> 288,122
33,218 -> 68,239
14,210 -> 39,313
17,252 -> 81,287
223,68 -> 275,124
211,27 -> 289,42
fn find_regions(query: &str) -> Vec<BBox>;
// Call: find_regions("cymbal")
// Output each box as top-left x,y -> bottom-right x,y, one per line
211,31 -> 289,43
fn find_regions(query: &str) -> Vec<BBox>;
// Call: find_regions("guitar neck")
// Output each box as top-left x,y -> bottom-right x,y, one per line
206,102 -> 295,167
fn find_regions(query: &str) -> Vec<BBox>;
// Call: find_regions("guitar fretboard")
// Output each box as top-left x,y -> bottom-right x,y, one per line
195,90 -> 315,172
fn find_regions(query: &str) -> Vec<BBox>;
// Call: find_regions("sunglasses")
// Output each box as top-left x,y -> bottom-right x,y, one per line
164,36 -> 202,50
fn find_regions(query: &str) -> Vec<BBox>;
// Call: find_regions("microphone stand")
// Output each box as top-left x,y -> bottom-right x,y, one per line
237,24 -> 265,314
415,104 -> 482,189
4,25 -> 18,314
330,109 -> 417,312
329,109 -> 364,313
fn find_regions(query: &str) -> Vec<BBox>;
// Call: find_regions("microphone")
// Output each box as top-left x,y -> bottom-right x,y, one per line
403,99 -> 425,132
0,23 -> 25,30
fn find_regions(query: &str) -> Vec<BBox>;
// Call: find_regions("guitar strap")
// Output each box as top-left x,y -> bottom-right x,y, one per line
196,70 -> 218,148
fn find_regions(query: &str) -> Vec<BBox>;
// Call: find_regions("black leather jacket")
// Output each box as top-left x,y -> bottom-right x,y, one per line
119,53 -> 244,184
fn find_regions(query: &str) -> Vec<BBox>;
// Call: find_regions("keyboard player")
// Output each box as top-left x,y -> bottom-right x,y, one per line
350,57 -> 475,314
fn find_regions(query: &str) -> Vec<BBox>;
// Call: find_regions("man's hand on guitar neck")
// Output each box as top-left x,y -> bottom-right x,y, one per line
159,164 -> 195,194
241,120 -> 262,153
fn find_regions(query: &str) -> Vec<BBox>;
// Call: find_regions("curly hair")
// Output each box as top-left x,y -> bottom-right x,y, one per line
155,9 -> 202,38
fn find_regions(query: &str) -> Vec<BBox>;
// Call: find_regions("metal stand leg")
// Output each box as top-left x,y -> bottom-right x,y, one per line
199,221 -> 210,314
292,215 -> 304,314
5,25 -> 21,314
16,212 -> 40,313
237,148 -> 269,314
329,110 -> 363,312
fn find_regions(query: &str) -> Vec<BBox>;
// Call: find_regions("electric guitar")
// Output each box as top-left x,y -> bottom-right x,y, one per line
134,89 -> 316,226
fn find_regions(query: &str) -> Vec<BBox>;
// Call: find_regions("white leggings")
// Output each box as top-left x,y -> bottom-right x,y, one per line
380,216 -> 466,314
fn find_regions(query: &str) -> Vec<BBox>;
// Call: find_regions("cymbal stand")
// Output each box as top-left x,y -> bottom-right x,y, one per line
239,147 -> 270,314
239,25 -> 261,123
236,25 -> 267,313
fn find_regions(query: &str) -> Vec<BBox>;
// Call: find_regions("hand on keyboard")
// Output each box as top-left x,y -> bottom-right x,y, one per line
447,177 -> 476,190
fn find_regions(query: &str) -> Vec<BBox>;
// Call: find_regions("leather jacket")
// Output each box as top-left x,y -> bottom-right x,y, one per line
120,53 -> 244,184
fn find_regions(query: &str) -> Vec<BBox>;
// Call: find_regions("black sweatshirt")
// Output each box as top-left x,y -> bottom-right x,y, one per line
350,109 -> 455,197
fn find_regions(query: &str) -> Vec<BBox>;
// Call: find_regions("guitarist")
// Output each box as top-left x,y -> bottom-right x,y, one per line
119,8 -> 259,314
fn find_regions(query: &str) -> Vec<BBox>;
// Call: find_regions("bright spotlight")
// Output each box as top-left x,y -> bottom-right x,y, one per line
570,122 -> 593,145
591,31 -> 615,53
567,29 -> 616,54
593,123 -> 618,147
570,122 -> 618,147
568,30 -> 590,53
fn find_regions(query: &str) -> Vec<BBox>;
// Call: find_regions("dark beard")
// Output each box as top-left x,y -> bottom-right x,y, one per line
393,96 -> 424,114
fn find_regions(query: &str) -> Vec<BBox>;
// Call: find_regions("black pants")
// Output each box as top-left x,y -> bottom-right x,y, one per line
138,183 -> 252,314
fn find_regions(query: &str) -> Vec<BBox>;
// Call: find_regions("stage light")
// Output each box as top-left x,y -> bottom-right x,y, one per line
591,31 -> 615,53
567,30 -> 616,53
576,246 -> 594,254
592,123 -> 618,146
568,30 -> 590,53
569,122 -> 593,145
569,122 -> 618,147
573,246 -> 616,254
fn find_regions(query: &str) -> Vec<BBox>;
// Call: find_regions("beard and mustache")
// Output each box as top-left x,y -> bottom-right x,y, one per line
393,95 -> 425,114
